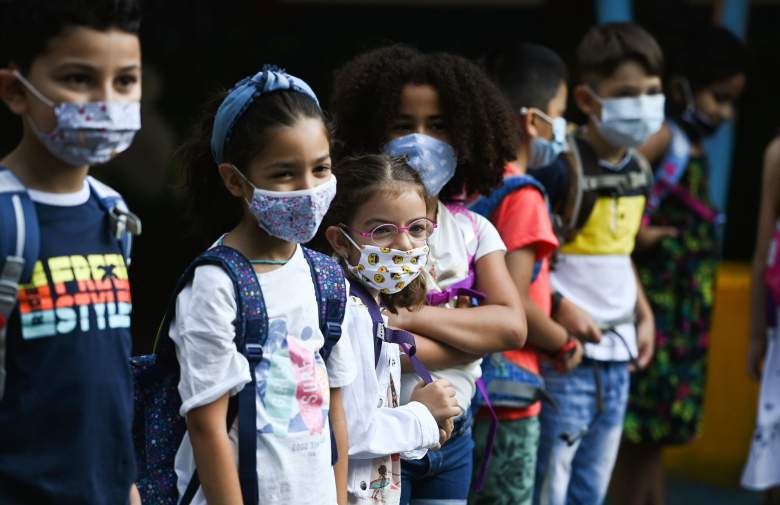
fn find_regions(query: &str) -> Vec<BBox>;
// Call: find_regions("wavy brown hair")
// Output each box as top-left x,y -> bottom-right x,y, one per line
319,154 -> 429,313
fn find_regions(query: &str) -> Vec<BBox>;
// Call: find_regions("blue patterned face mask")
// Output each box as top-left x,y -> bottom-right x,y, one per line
524,108 -> 568,169
14,71 -> 140,167
384,134 -> 457,197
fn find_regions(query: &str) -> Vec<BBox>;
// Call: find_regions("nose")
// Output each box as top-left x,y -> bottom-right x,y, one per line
297,172 -> 320,191
391,230 -> 415,251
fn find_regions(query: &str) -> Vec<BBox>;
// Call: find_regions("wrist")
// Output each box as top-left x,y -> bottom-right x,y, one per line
551,292 -> 564,319
548,335 -> 578,361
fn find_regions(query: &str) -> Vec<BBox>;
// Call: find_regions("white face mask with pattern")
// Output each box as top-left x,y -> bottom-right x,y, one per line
340,229 -> 428,294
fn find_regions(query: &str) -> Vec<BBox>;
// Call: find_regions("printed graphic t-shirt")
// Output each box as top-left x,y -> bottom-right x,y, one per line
489,167 -> 559,420
171,245 -> 357,505
0,182 -> 135,505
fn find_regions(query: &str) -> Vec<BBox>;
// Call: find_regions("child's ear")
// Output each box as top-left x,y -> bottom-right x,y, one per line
0,69 -> 29,115
217,163 -> 248,199
521,110 -> 539,138
325,225 -> 350,258
574,84 -> 601,118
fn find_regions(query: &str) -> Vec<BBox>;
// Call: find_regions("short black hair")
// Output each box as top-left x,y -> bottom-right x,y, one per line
331,44 -> 517,199
675,25 -> 746,91
1,0 -> 142,72
575,22 -> 664,86
482,43 -> 568,112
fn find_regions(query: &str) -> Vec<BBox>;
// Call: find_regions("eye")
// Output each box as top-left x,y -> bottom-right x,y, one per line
271,171 -> 295,180
313,164 -> 331,175
115,74 -> 139,90
60,73 -> 93,87
391,121 -> 413,132
712,92 -> 734,104
371,225 -> 395,238
428,120 -> 446,131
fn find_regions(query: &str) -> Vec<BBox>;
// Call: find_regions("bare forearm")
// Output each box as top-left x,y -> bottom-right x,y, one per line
396,304 -> 525,354
188,417 -> 243,504
633,263 -> 654,325
404,334 -> 479,372
330,388 -> 349,505
523,293 -> 567,353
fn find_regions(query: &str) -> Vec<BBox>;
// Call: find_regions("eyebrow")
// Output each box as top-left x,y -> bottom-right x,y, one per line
53,61 -> 141,73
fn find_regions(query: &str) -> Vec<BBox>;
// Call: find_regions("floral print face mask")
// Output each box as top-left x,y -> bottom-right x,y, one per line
14,71 -> 140,167
340,228 -> 428,294
234,167 -> 337,244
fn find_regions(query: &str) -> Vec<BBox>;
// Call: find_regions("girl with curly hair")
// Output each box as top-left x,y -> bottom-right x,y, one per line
330,45 -> 527,505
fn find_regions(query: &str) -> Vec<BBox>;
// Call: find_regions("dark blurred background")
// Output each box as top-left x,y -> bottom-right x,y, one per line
1,0 -> 778,351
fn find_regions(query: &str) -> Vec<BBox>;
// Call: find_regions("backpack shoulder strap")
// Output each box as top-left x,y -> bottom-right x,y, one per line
349,280 -> 432,383
87,176 -> 142,266
469,175 -> 549,219
158,245 -> 265,505
0,167 -> 39,399
645,121 -> 690,216
302,247 -> 346,362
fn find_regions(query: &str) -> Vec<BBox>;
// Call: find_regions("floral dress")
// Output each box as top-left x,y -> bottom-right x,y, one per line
625,153 -> 718,445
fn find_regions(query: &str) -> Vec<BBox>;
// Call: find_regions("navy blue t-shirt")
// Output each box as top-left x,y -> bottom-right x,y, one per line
0,185 -> 135,504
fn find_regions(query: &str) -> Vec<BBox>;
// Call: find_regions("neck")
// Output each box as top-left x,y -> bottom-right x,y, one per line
2,130 -> 89,193
582,123 -> 627,165
224,214 -> 298,271
513,138 -> 530,174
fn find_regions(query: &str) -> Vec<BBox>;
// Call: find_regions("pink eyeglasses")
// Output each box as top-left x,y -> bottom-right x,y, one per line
340,218 -> 437,247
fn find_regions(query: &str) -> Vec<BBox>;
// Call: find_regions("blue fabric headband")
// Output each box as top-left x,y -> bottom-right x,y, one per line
210,66 -> 320,164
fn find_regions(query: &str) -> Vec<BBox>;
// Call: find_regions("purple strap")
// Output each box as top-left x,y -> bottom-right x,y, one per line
656,178 -> 724,224
472,377 -> 498,492
349,282 -> 433,384
426,272 -> 486,307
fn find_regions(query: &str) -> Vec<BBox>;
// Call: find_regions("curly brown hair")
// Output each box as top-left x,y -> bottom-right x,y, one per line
330,44 -> 517,199
318,154 -> 429,314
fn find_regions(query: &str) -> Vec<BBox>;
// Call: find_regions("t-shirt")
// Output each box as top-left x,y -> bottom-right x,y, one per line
343,296 -> 439,504
488,165 -> 559,420
170,246 -> 357,505
0,181 -> 135,504
400,202 -> 506,416
538,149 -> 646,361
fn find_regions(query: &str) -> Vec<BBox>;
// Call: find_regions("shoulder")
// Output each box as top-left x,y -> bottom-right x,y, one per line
86,176 -> 124,200
0,168 -> 25,193
637,122 -> 673,164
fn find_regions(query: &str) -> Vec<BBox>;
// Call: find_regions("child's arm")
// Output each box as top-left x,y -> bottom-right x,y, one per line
633,263 -> 655,370
401,333 -> 479,372
635,122 -> 678,251
748,138 -> 780,379
186,394 -> 243,505
330,388 -> 349,505
391,250 -> 526,356
129,484 -> 141,505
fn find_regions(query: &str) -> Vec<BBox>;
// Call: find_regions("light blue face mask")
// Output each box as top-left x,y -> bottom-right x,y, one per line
524,108 -> 568,169
383,134 -> 457,197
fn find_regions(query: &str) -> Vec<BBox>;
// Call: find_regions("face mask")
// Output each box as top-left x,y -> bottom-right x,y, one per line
14,71 -> 140,167
340,229 -> 428,294
589,89 -> 665,148
681,107 -> 719,138
525,108 -> 568,168
235,168 -> 337,243
384,134 -> 457,197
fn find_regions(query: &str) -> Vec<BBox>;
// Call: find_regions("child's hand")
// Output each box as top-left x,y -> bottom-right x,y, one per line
438,416 -> 455,446
554,298 -> 602,343
559,338 -> 584,372
410,379 -> 459,426
634,316 -> 655,371
636,225 -> 678,250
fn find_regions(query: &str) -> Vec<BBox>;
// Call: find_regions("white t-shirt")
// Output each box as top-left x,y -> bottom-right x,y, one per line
400,202 -> 506,415
343,295 -> 440,504
170,246 -> 357,505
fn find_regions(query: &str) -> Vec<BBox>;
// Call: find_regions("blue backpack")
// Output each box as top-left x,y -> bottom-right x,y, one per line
0,167 -> 140,399
469,174 -> 556,411
131,245 -> 346,505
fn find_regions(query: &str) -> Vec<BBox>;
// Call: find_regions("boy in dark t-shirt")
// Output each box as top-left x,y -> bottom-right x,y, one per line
0,1 -> 143,503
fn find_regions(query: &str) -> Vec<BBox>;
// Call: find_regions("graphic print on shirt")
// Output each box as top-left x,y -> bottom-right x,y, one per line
16,253 -> 131,340
370,376 -> 402,503
257,319 -> 330,438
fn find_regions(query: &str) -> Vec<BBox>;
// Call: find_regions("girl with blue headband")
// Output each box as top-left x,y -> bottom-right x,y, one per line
172,66 -> 357,505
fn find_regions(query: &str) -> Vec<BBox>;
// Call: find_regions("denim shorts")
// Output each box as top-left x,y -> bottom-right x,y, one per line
401,409 -> 474,505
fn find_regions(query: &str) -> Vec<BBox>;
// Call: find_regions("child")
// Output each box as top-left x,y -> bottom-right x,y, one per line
743,136 -> 780,503
613,25 -> 747,505
468,42 -> 604,505
332,45 -> 527,505
0,1 -> 143,503
322,154 -> 461,504
528,23 -> 660,505
172,67 -> 356,505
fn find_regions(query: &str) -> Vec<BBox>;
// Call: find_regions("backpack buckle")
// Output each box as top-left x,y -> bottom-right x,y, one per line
325,321 -> 342,340
244,343 -> 264,361
109,207 -> 143,239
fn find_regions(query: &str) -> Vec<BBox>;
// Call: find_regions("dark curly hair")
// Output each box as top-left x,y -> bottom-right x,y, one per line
330,44 -> 517,199
318,154 -> 429,313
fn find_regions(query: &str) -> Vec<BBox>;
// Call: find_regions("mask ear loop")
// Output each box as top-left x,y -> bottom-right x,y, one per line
338,225 -> 366,262
12,71 -> 56,108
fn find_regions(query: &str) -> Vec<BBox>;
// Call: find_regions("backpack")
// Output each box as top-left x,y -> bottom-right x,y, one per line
131,245 -> 346,505
532,133 -> 653,244
0,166 -> 140,400
643,120 -> 724,225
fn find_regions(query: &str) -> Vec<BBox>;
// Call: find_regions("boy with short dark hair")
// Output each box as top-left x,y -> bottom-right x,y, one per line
470,42 -> 604,505
0,1 -> 143,503
529,23 -> 660,505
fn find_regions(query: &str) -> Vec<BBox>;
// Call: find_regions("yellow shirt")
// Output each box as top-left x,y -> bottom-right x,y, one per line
561,194 -> 645,255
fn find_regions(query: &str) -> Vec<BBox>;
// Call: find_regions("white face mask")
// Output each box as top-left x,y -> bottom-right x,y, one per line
523,108 -> 568,168
588,88 -> 665,148
14,71 -> 141,166
340,229 -> 428,294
